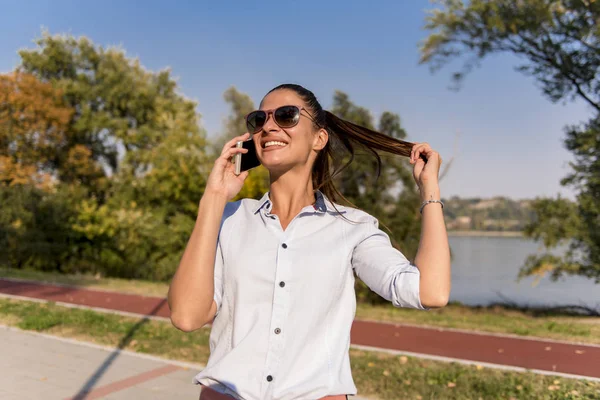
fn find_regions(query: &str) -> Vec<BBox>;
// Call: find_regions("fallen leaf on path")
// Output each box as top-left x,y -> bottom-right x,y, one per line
545,346 -> 551,351
575,350 -> 585,354
497,348 -> 504,353
40,377 -> 47,381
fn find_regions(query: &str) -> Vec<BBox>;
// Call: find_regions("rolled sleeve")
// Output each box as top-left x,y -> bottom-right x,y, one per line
351,217 -> 426,310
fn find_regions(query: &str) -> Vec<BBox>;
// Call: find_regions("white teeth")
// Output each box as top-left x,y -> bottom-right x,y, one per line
264,141 -> 287,148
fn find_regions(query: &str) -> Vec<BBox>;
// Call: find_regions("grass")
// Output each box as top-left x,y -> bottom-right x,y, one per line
2,268 -> 599,345
0,298 -> 211,362
0,298 -> 598,400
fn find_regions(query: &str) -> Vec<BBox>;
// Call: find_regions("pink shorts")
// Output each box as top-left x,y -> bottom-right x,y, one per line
199,386 -> 348,400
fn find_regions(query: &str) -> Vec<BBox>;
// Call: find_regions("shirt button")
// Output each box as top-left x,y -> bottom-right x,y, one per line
281,243 -> 288,249
266,375 -> 273,382
279,281 -> 285,288
274,328 -> 281,334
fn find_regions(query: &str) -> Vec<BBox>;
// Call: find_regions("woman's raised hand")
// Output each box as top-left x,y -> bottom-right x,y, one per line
204,133 -> 251,201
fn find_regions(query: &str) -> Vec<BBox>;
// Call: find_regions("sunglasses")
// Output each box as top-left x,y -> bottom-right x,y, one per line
245,105 -> 318,134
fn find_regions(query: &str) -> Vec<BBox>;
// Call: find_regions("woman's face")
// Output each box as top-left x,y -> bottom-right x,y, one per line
252,89 -> 327,174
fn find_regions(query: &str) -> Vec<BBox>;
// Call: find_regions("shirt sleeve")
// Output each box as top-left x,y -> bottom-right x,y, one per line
212,201 -> 241,317
351,216 -> 427,310
212,239 -> 224,317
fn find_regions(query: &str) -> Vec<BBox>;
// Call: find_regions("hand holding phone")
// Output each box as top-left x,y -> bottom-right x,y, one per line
204,132 -> 252,201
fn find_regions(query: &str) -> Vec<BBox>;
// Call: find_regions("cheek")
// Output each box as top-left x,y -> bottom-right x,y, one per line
290,127 -> 316,148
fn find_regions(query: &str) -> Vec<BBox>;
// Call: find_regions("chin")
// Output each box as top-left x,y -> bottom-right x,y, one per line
260,158 -> 295,175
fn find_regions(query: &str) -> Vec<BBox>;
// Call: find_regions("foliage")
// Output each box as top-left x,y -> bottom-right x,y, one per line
0,184 -> 82,271
1,32 -> 210,280
19,31 -> 206,193
421,0 -> 600,282
0,72 -> 74,190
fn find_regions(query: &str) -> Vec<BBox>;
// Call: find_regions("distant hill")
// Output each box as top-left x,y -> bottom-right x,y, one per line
441,196 -> 535,232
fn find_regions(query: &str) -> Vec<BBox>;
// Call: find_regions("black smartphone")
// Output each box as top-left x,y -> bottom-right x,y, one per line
234,138 -> 261,175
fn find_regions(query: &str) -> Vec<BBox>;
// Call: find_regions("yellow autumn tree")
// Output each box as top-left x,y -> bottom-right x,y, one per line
0,71 -> 74,190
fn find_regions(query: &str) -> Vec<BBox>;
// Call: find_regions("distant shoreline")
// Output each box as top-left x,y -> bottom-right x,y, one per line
447,230 -> 523,237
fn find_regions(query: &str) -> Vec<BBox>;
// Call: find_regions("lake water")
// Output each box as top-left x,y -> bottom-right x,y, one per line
448,235 -> 599,308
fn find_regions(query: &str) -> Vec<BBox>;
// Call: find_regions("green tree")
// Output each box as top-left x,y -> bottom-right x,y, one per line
19,31 -> 205,195
420,0 -> 600,282
3,31 -> 212,280
331,91 -> 421,303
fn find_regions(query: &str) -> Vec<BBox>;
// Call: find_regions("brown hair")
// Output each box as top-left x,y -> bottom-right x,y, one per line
267,84 -> 415,207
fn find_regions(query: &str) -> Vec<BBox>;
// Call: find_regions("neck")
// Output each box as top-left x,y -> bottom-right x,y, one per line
269,167 -> 316,219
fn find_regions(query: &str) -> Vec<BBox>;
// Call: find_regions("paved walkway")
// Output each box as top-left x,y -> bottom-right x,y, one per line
0,325 -> 202,400
1,326 -> 371,400
1,278 -> 599,382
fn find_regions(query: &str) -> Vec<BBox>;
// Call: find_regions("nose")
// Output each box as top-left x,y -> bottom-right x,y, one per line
261,111 -> 280,133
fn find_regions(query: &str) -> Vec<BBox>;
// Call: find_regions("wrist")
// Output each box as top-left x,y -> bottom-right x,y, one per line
419,183 -> 441,202
202,188 -> 230,203
199,190 -> 229,218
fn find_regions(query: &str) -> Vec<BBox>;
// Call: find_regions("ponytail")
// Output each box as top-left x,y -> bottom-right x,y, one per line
314,111 -> 415,206
267,84 -> 416,208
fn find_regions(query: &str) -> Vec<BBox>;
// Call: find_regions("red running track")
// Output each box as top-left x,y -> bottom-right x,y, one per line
1,278 -> 598,379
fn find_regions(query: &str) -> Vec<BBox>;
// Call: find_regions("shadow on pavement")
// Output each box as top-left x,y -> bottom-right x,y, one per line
70,298 -> 168,400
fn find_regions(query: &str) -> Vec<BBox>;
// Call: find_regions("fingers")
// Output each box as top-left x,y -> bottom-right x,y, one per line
410,142 -> 429,164
221,146 -> 248,162
410,143 -> 440,165
220,132 -> 250,157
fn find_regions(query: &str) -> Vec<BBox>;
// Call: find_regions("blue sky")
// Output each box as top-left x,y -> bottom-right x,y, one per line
1,0 -> 591,199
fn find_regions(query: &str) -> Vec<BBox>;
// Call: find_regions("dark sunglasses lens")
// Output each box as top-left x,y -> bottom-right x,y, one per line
274,106 -> 300,128
246,111 -> 266,133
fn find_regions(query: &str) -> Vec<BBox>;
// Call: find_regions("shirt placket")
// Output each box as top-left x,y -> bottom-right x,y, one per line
260,207 -> 295,397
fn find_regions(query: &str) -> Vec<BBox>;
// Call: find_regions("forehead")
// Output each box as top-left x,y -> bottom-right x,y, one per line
260,89 -> 305,110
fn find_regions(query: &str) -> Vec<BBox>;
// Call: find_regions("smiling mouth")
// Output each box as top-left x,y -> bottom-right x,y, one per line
262,141 -> 288,149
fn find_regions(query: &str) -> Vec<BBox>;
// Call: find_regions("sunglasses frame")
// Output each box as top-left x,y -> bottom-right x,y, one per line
245,105 -> 318,134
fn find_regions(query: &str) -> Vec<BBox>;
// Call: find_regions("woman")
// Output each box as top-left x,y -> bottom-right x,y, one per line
168,84 -> 451,400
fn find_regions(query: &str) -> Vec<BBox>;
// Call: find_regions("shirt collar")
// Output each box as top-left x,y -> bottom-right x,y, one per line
252,190 -> 337,215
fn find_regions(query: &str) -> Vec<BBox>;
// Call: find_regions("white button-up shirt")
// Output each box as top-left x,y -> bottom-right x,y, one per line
194,191 -> 425,400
